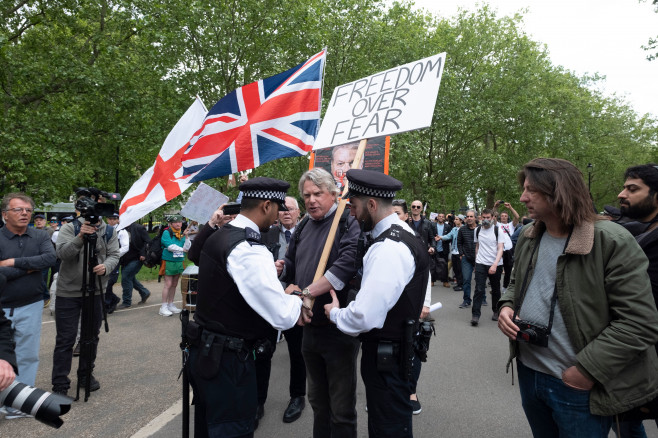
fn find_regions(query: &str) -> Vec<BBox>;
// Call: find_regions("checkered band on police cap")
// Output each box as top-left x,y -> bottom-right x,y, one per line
241,189 -> 287,203
346,180 -> 397,198
344,169 -> 402,199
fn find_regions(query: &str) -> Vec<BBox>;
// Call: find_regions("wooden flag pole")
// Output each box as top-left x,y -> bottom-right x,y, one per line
308,138 -> 368,307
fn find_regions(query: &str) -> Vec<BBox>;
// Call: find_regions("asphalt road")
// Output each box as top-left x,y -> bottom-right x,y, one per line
1,280 -> 657,437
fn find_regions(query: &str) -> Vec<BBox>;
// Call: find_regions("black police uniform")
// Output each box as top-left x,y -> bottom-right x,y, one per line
184,177 -> 300,438
333,169 -> 430,438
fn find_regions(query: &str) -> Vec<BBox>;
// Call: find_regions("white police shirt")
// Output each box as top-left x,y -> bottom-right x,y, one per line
227,214 -> 302,331
330,213 -> 431,336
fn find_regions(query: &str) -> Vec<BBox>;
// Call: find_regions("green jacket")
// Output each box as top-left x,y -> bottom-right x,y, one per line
499,219 -> 658,416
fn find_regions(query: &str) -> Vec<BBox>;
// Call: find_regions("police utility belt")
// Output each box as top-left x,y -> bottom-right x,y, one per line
185,320 -> 254,363
361,319 -> 417,381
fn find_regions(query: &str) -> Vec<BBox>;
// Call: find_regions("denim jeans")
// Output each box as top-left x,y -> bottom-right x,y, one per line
472,263 -> 502,318
460,258 -> 475,304
105,265 -> 120,305
615,419 -> 648,437
120,259 -> 150,305
3,300 -> 43,386
517,360 -> 612,438
302,324 -> 360,438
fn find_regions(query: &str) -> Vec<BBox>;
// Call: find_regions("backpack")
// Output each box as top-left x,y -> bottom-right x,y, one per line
143,227 -> 168,268
475,224 -> 498,240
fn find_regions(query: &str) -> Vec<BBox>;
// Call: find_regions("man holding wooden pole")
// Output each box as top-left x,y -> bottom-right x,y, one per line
281,167 -> 361,438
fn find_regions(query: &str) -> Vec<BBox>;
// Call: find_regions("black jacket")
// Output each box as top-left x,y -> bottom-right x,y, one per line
407,216 -> 436,250
121,223 -> 151,266
457,225 -> 477,263
0,274 -> 18,373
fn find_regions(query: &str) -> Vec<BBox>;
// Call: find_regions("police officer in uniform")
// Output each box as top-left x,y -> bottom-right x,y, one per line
324,169 -> 431,438
186,177 -> 309,438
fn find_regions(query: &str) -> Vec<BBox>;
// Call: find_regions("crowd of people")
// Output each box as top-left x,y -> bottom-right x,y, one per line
2,158 -> 658,438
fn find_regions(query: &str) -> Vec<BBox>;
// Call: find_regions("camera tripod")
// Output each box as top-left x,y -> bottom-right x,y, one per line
76,229 -> 110,402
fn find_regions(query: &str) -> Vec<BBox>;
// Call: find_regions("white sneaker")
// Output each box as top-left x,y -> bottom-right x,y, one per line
4,407 -> 32,419
168,303 -> 182,314
159,305 -> 172,317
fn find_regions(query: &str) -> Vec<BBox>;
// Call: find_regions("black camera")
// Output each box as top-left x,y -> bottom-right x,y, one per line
74,187 -> 120,222
413,320 -> 436,362
0,380 -> 72,428
515,319 -> 549,347
253,338 -> 274,358
222,202 -> 241,216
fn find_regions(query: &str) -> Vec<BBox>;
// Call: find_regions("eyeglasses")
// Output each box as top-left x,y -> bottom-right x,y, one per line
411,205 -> 422,209
4,207 -> 34,214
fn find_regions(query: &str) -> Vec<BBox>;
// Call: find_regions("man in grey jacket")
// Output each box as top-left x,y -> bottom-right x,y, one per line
51,210 -> 120,396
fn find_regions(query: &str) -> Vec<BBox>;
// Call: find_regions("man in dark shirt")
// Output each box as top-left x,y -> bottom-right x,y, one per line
433,212 -> 452,287
282,168 -> 361,438
119,222 -> 152,309
616,163 -> 658,436
457,209 -> 477,308
407,200 -> 436,285
0,194 -> 56,396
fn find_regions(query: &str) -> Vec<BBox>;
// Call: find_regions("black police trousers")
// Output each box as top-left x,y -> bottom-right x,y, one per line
187,345 -> 256,438
360,341 -> 414,438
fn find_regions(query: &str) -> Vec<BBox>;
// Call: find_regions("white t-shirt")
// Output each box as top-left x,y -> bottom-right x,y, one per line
498,222 -> 515,236
474,225 -> 505,266
498,222 -> 515,251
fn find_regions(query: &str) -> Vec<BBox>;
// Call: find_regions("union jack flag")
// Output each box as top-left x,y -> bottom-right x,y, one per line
181,50 -> 326,182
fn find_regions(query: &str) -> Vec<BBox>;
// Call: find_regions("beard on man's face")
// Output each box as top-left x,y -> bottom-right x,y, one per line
620,194 -> 658,220
357,210 -> 374,232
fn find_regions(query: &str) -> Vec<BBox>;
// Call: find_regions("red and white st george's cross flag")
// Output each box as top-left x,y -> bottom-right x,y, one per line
118,97 -> 207,229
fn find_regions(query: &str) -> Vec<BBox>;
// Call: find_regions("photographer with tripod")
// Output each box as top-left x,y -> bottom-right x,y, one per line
51,189 -> 120,398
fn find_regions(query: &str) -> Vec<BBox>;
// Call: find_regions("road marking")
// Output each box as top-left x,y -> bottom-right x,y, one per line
131,392 -> 192,438
41,300 -> 185,325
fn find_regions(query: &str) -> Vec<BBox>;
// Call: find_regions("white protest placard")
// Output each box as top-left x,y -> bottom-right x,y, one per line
429,212 -> 438,221
180,183 -> 229,224
314,53 -> 446,150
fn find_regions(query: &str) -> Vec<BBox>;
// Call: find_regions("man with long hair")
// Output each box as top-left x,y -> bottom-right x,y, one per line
497,158 -> 658,437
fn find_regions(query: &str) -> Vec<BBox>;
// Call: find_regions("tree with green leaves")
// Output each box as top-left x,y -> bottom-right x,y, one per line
2,1 -> 656,221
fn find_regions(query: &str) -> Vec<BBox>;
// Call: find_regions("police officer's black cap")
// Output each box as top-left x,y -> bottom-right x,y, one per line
62,215 -> 74,222
34,213 -> 45,219
344,169 -> 402,199
108,211 -> 120,219
239,177 -> 290,211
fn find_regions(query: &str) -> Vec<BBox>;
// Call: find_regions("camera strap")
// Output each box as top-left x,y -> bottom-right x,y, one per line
513,227 -> 573,336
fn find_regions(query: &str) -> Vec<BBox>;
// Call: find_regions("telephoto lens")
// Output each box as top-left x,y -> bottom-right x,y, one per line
0,380 -> 72,428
